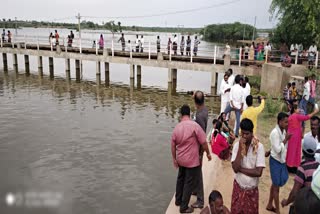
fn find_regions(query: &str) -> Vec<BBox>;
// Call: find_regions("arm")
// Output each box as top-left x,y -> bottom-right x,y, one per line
171,135 -> 178,168
270,130 -> 290,154
201,142 -> 212,161
231,140 -> 243,173
256,99 -> 265,114
281,181 -> 303,207
307,108 -> 319,118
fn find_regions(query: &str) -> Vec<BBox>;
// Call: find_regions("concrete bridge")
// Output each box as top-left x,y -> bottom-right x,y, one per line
0,41 -> 264,93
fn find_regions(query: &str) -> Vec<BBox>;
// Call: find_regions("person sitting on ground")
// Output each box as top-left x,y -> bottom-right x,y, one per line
281,53 -> 292,67
200,190 -> 230,214
241,95 -> 265,135
211,121 -> 234,160
207,119 -> 218,143
281,137 -> 320,209
218,112 -> 231,137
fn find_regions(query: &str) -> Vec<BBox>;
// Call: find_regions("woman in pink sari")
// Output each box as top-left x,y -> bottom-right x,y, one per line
286,104 -> 319,171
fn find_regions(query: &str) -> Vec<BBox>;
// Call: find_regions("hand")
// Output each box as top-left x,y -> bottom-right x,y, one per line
285,132 -> 293,142
229,133 -> 236,142
265,150 -> 271,157
207,153 -> 212,161
281,199 -> 288,207
173,159 -> 178,169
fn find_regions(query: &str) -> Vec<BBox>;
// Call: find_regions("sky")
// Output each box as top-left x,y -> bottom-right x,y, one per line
2,0 -> 275,28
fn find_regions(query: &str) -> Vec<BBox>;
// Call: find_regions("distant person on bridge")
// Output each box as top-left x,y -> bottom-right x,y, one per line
167,38 -> 172,55
98,34 -> 104,49
280,41 -> 289,62
7,30 -> 11,43
135,35 -> 140,52
180,36 -> 185,55
171,104 -> 211,213
140,35 -> 144,52
118,33 -> 126,51
249,42 -> 255,60
156,36 -> 161,53
244,43 -> 249,59
193,36 -> 200,56
186,36 -> 191,56
281,53 -> 292,67
2,29 -> 6,42
67,35 -> 72,47
54,30 -> 59,45
172,34 -> 178,55
70,31 -> 74,40
49,32 -> 53,44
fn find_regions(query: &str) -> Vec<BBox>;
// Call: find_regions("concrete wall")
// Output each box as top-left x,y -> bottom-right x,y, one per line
260,63 -> 307,96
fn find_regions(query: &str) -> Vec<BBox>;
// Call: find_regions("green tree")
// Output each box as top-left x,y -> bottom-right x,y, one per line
270,0 -> 320,47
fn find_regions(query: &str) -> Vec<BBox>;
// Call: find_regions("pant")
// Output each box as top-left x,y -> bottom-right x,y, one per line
224,103 -> 241,136
175,165 -> 201,211
220,101 -> 228,115
299,98 -> 308,115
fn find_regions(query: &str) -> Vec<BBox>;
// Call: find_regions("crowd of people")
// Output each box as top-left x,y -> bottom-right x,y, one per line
170,67 -> 320,213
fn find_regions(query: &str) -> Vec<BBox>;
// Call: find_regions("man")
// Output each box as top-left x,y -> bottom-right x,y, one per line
290,82 -> 297,100
200,190 -> 230,214
309,74 -> 317,105
224,75 -> 244,137
193,36 -> 201,56
244,43 -> 249,59
304,116 -> 320,163
226,68 -> 234,86
281,137 -> 319,209
283,82 -> 291,103
281,53 -> 292,67
192,91 -> 208,209
219,74 -> 231,115
266,112 -> 292,214
242,76 -> 251,110
156,35 -> 161,53
308,42 -> 317,63
140,35 -> 144,53
118,33 -> 126,51
2,29 -> 5,42
300,76 -> 310,115
135,35 -> 140,52
54,30 -> 59,45
279,41 -> 288,62
231,118 -> 265,214
171,104 -> 211,213
241,95 -> 265,135
173,34 -> 178,55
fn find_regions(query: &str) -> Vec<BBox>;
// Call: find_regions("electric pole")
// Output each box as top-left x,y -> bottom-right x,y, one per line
252,16 -> 257,41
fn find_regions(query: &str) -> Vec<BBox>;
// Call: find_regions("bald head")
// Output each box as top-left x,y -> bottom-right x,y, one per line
194,91 -> 205,106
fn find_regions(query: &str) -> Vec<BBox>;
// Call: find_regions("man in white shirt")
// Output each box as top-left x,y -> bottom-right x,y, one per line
308,42 -> 317,62
300,76 -> 310,116
290,43 -> 298,57
304,116 -> 320,163
231,118 -> 265,214
226,68 -> 235,86
224,75 -> 244,137
266,112 -> 291,214
219,73 -> 231,114
224,43 -> 231,57
242,76 -> 251,110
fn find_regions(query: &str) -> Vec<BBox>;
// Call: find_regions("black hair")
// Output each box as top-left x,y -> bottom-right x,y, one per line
240,118 -> 254,132
290,104 -> 298,115
212,118 -> 218,125
213,121 -> 222,138
292,82 -> 296,86
218,112 -> 225,122
287,82 -> 292,87
246,95 -> 253,107
245,76 -> 249,83
194,91 -> 205,105
294,187 -> 320,214
235,74 -> 242,84
209,190 -> 223,203
228,68 -> 233,74
310,116 -> 320,141
180,105 -> 190,116
224,73 -> 228,78
277,112 -> 288,124
305,76 -> 309,82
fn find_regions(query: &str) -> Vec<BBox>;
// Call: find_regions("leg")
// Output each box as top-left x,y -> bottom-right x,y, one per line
175,166 -> 185,205
194,166 -> 204,206
234,109 -> 241,136
180,166 -> 199,211
272,185 -> 280,214
266,185 -> 275,211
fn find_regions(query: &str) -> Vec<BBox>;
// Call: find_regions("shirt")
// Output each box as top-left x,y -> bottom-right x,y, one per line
303,81 -> 310,100
219,79 -> 231,103
194,106 -> 208,133
304,132 -> 320,163
171,118 -> 207,168
309,45 -> 317,56
231,141 -> 266,188
228,75 -> 235,86
270,125 -> 287,163
229,84 -> 245,109
283,86 -> 290,100
194,39 -> 200,48
211,133 -> 229,158
173,37 -> 177,44
309,80 -> 316,98
242,83 -> 251,110
295,158 -> 319,187
241,100 -> 265,134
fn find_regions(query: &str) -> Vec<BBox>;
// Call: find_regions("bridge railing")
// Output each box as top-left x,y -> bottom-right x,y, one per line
3,35 -> 319,68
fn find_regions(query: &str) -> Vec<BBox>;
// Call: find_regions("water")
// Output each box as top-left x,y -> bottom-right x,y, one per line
0,27 -> 222,214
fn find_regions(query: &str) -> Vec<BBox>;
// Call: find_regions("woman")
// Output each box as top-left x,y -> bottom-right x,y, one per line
211,121 -> 232,160
286,104 -> 319,171
218,112 -> 231,137
98,34 -> 104,49
249,42 -> 255,60
207,119 -> 218,143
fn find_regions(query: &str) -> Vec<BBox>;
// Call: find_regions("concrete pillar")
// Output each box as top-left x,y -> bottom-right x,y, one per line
130,64 -> 135,79
137,75 -> 141,89
38,56 -> 43,76
96,61 -> 101,86
75,59 -> 81,83
2,53 -> 8,72
211,71 -> 217,89
65,58 -> 70,80
105,62 -> 110,87
224,55 -> 231,70
168,68 -> 177,83
12,54 -> 18,72
49,57 -> 54,79
24,55 -> 30,75
137,65 -> 142,76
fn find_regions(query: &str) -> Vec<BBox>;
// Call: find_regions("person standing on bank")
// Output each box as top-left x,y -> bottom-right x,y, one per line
266,112 -> 292,214
180,36 -> 185,56
171,104 -> 211,213
231,118 -> 266,214
224,75 -> 245,137
156,35 -> 161,53
304,116 -> 320,163
192,90 -> 208,209
118,33 -> 126,51
219,73 -> 231,115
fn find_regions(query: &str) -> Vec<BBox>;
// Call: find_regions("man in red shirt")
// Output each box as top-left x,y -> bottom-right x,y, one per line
171,104 -> 211,213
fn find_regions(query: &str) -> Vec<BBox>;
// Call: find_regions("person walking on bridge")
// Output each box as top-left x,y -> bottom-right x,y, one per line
54,30 -> 59,45
180,36 -> 185,55
193,36 -> 200,56
186,36 -> 191,56
171,104 -> 211,213
98,34 -> 104,49
118,33 -> 126,51
156,35 -> 161,53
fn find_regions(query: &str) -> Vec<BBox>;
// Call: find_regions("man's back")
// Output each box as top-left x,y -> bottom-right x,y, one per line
195,106 -> 208,133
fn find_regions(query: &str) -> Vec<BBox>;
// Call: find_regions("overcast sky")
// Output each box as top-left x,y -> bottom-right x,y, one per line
2,0 -> 274,28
